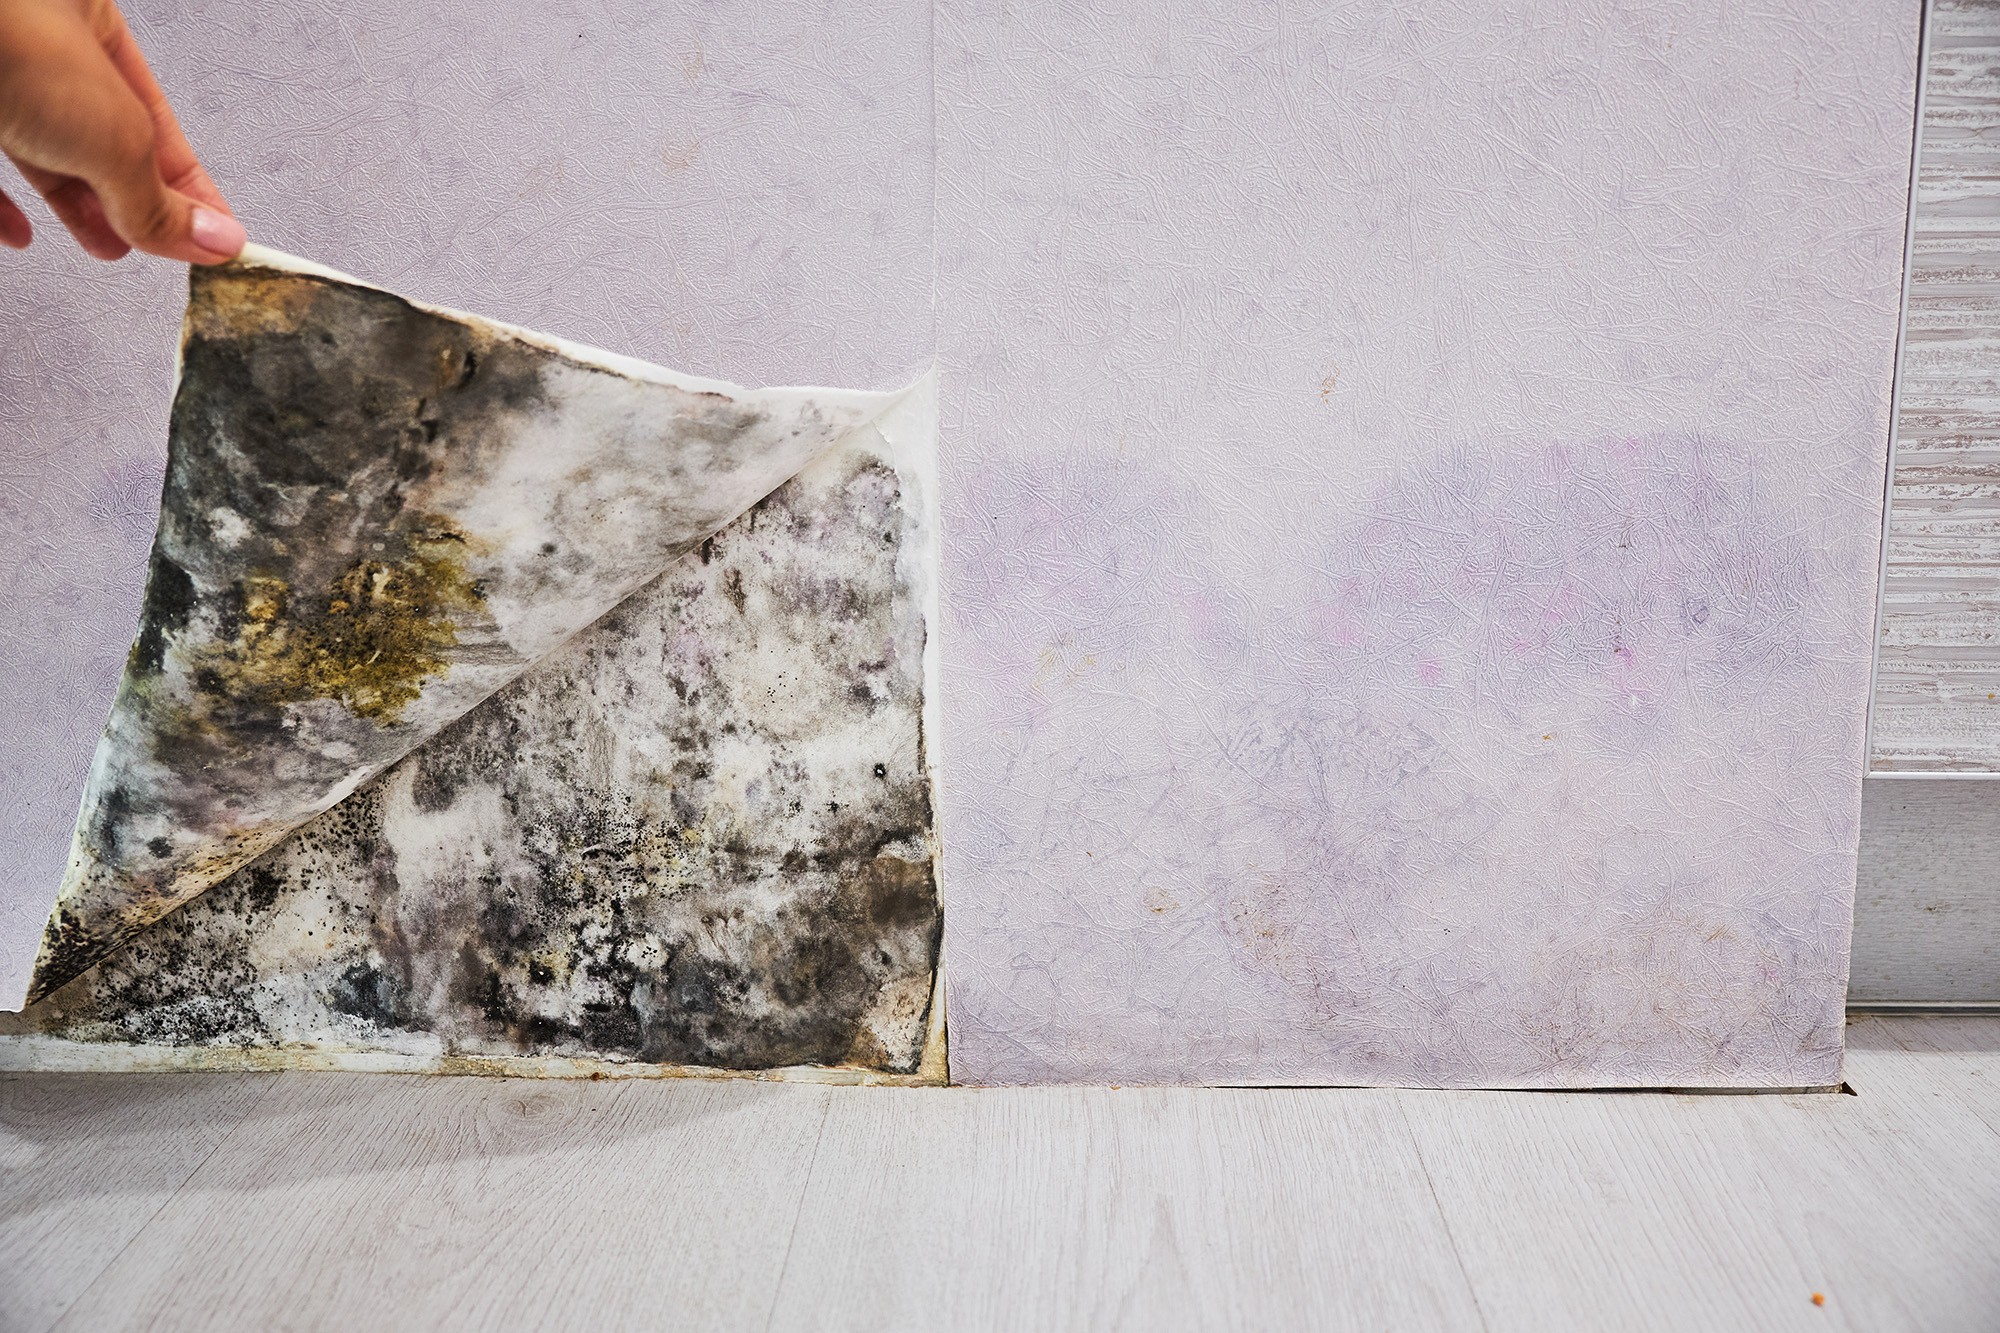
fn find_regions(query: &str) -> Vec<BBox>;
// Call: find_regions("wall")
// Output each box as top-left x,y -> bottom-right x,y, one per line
3,1 -> 1929,1085
933,0 -> 1921,1085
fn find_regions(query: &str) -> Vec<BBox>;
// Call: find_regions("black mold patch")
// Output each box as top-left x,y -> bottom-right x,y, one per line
130,552 -> 195,675
53,443 -> 941,1073
326,962 -> 403,1028
32,258 -> 849,1005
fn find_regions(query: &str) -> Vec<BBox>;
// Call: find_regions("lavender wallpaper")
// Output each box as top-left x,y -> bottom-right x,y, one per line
3,0 -> 1922,1089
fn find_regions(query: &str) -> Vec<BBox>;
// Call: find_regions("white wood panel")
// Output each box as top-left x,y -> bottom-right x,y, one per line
1394,1018 -> 2000,1333
1851,1011 -> 2000,1136
1406,1088 -> 1847,1330
0,1072 -> 276,1333
1783,1017 -> 2000,1327
767,1086 -> 1482,1331
1850,778 -> 2000,1003
6,1020 -> 2000,1333
49,1074 -> 831,1332
1873,0 -> 2000,770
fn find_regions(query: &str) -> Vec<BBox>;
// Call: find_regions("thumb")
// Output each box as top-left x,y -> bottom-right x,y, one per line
89,155 -> 244,264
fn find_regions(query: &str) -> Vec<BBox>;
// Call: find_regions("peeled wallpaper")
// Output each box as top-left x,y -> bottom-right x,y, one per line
3,0 -> 1924,1089
32,250 -> 902,1004
0,0 -> 935,1009
12,249 -> 943,1075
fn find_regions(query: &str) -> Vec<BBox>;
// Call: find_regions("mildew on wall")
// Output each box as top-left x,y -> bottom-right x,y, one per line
21,424 -> 944,1075
30,249 -> 897,1005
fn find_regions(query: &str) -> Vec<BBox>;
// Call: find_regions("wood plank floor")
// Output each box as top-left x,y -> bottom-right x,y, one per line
2,1016 -> 1995,1333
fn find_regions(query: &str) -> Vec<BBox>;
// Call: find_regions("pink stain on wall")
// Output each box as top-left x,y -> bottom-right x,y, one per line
938,0 -> 1916,1089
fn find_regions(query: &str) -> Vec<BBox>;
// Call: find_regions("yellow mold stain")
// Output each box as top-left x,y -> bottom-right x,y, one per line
194,516 -> 487,725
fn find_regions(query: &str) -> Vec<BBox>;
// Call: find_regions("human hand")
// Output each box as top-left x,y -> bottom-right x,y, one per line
0,0 -> 244,264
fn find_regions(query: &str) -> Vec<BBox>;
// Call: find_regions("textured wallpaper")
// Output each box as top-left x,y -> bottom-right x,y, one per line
0,0 -> 934,1005
4,0 -> 1922,1088
933,0 -> 1921,1086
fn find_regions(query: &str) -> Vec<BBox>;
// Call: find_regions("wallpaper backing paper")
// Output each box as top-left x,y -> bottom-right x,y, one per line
29,248 -> 899,1004
26,384 -> 944,1073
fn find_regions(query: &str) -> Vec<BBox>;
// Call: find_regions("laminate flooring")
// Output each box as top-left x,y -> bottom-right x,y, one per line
3,1015 -> 1996,1332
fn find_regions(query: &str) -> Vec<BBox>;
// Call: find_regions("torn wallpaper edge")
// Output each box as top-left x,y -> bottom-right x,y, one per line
873,368 -> 947,1083
222,244 -> 894,404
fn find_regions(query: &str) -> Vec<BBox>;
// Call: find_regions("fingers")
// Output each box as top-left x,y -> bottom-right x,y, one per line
0,185 -> 30,249
9,153 -> 128,258
87,156 -> 244,264
59,3 -> 242,263
0,0 -> 243,263
91,1 -> 232,215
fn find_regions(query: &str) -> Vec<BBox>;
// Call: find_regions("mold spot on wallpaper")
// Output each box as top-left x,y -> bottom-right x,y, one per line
25,248 -> 899,1005
30,433 -> 943,1076
187,516 -> 487,725
129,552 -> 197,677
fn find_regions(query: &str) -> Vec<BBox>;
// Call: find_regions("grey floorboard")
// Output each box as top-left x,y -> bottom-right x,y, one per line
768,1085 -> 1480,1331
2,1017 -> 1994,1332
0,1072 -> 277,1333
48,1074 -> 831,1332
1402,1019 -> 2000,1332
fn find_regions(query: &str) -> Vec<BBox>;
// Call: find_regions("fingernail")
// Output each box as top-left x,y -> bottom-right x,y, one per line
191,206 -> 247,258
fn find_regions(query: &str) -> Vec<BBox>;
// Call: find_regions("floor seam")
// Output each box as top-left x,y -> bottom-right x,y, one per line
1396,1091 -> 1494,1333
40,1070 -> 287,1333
762,1089 -> 834,1333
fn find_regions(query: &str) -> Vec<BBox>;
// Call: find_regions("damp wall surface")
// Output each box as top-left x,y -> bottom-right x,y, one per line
2,0 -> 1924,1088
0,0 -> 937,1004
